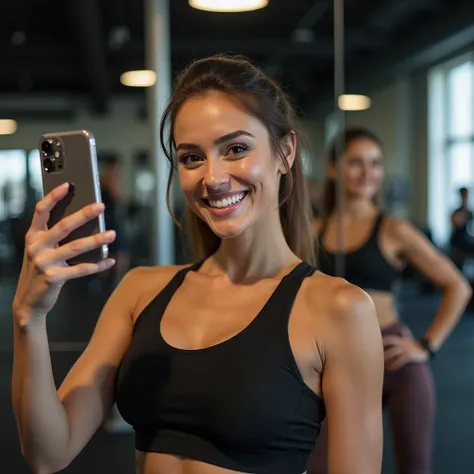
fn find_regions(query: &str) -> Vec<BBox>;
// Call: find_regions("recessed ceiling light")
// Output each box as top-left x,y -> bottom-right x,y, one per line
338,94 -> 372,111
189,0 -> 268,13
0,119 -> 18,135
120,70 -> 156,88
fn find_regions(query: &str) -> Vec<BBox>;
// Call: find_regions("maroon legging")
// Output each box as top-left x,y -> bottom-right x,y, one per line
308,322 -> 436,474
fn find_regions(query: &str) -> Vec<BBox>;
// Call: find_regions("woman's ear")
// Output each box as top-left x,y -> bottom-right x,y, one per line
277,131 -> 297,174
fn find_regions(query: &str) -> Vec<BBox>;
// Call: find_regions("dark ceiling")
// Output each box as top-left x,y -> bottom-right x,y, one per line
1,0 -> 474,118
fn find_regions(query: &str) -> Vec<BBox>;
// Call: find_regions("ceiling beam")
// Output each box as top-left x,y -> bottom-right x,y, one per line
347,29 -> 389,50
310,2 -> 474,118
0,109 -> 76,122
368,0 -> 441,33
0,36 -> 335,75
0,43 -> 73,61
68,0 -> 110,114
265,2 -> 331,80
130,37 -> 334,58
0,62 -> 77,81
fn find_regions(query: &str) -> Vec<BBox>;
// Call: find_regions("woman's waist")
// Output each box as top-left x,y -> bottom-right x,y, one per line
136,452 -> 236,474
136,452 -> 306,474
365,290 -> 400,329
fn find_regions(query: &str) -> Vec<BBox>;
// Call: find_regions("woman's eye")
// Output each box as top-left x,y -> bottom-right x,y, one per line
349,158 -> 363,167
228,144 -> 249,155
179,154 -> 202,165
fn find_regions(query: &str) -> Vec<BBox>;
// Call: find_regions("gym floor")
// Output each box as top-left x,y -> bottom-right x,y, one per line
1,267 -> 473,473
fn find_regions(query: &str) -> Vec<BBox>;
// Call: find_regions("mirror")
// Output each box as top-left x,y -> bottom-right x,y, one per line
319,1 -> 474,473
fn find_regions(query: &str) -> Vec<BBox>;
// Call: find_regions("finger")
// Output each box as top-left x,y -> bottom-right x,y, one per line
52,230 -> 116,263
44,202 -> 105,246
387,355 -> 410,372
46,258 -> 116,284
400,326 -> 414,339
30,183 -> 71,233
382,335 -> 403,346
384,345 -> 405,361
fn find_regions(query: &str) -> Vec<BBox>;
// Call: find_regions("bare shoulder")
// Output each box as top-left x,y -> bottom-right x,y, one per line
301,272 -> 379,350
121,264 -> 191,320
382,215 -> 419,242
306,272 -> 376,319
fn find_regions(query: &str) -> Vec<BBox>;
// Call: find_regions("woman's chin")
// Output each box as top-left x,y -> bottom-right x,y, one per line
348,189 -> 378,201
208,220 -> 247,240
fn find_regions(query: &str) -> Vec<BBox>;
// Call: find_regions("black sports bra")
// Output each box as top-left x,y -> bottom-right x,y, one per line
115,261 -> 326,474
317,213 -> 400,292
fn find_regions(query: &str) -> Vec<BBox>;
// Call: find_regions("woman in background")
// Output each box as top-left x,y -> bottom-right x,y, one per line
310,126 -> 471,474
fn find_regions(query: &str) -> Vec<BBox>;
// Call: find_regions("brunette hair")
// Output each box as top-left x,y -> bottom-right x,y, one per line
160,54 -> 314,264
322,126 -> 384,217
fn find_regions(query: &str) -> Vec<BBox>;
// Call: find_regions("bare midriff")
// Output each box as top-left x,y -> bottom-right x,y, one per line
365,290 -> 399,329
135,452 -> 307,474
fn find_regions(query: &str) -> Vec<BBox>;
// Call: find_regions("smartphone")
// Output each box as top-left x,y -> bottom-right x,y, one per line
39,130 -> 108,265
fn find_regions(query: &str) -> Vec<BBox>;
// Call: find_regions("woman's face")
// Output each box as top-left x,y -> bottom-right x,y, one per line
173,92 -> 294,240
335,138 -> 384,201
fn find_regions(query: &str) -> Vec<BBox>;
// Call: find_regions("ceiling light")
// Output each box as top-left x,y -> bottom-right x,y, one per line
0,119 -> 18,135
338,94 -> 372,111
120,70 -> 156,87
189,0 -> 268,13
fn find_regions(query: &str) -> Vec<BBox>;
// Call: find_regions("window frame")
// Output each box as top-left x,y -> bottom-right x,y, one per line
428,52 -> 474,246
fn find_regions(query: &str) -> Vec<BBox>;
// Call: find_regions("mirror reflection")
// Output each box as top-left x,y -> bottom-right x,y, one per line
310,1 -> 474,473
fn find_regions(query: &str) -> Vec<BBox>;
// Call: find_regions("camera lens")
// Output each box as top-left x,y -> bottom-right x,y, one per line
43,157 -> 55,173
41,140 -> 53,156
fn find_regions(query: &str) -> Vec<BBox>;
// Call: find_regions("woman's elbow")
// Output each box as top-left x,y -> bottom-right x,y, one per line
441,274 -> 472,311
461,283 -> 473,308
452,274 -> 472,303
22,446 -> 72,474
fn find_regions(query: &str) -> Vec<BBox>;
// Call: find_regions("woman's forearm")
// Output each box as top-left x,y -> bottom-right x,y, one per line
12,313 -> 71,473
424,279 -> 472,350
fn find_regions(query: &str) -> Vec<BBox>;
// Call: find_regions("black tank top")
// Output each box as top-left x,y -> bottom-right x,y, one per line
317,214 -> 400,292
115,261 -> 325,474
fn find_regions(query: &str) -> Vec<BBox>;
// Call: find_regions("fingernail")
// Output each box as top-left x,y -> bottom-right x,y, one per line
62,182 -> 70,189
93,203 -> 104,211
105,230 -> 116,238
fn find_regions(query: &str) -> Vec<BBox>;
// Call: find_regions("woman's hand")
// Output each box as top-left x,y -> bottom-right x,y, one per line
383,326 -> 429,371
12,182 -> 116,326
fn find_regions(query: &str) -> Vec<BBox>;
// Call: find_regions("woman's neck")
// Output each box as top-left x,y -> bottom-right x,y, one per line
332,198 -> 378,219
207,213 -> 300,283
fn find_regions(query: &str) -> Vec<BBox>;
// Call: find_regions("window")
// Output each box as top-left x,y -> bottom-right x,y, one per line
28,149 -> 44,199
0,150 -> 27,220
428,54 -> 474,245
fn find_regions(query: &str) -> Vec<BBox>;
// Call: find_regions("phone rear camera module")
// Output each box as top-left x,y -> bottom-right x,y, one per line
43,157 -> 56,173
41,140 -> 54,156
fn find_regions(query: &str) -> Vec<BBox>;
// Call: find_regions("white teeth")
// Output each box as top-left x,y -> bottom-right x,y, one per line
208,192 -> 246,209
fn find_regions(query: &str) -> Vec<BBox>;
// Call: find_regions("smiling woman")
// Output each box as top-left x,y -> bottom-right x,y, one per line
160,55 -> 314,261
12,54 -> 384,474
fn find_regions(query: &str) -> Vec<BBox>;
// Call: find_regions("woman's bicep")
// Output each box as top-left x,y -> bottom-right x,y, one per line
322,286 -> 384,474
394,220 -> 465,288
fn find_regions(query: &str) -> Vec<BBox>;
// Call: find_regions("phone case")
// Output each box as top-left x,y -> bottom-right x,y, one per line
39,130 -> 108,265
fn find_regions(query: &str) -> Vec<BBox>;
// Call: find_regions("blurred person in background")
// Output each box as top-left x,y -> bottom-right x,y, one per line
100,155 -> 130,287
307,177 -> 323,219
450,187 -> 474,253
310,126 -> 471,474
